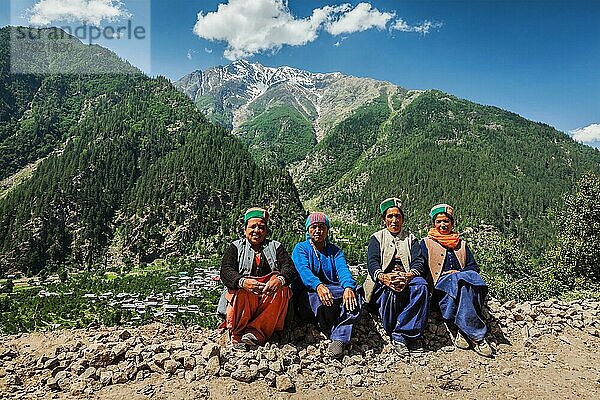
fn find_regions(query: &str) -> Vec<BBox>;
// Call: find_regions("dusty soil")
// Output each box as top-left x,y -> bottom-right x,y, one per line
1,322 -> 599,400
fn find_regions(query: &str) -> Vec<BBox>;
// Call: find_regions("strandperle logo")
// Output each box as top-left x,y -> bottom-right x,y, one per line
9,0 -> 151,75
14,21 -> 147,43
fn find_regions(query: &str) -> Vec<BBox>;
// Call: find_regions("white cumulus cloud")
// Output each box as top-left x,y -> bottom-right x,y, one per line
28,0 -> 129,26
193,0 -> 442,60
570,124 -> 600,143
391,19 -> 443,34
193,0 -> 339,60
325,2 -> 394,35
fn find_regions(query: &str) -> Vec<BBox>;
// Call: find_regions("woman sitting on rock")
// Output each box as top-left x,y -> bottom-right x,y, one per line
218,207 -> 295,346
365,198 -> 429,356
420,204 -> 493,357
291,212 -> 362,358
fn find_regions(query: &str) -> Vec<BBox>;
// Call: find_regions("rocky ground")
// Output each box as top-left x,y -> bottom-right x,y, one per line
1,298 -> 599,399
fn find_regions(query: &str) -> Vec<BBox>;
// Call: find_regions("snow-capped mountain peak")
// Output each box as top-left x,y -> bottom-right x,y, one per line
186,60 -> 318,99
173,61 -> 399,134
215,60 -> 330,91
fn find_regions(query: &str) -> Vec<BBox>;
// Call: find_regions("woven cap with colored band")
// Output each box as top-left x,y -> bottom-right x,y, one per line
305,212 -> 330,230
379,197 -> 403,216
429,204 -> 454,221
244,207 -> 268,224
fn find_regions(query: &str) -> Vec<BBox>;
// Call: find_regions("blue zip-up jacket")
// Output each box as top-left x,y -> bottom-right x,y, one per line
292,239 -> 356,292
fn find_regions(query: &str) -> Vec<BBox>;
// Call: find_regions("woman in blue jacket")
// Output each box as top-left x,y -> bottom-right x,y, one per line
292,212 -> 362,358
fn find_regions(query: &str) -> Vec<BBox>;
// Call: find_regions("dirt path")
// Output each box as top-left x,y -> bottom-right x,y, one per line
1,323 -> 598,400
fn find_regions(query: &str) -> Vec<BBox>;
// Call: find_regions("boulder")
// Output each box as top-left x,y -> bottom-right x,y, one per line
276,374 -> 295,392
231,365 -> 257,382
205,355 -> 220,376
201,343 -> 220,360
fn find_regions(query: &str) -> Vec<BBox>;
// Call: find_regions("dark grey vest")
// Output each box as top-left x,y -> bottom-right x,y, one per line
217,238 -> 281,316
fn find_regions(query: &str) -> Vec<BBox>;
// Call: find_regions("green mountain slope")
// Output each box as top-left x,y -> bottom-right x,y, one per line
0,28 -> 304,276
302,90 -> 600,250
0,27 -> 139,181
176,61 -> 599,256
237,105 -> 315,167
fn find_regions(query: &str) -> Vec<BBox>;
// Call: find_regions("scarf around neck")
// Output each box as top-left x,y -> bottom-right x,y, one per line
427,228 -> 460,249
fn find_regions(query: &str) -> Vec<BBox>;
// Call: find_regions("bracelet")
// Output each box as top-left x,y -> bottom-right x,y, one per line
238,277 -> 246,288
374,269 -> 383,282
277,275 -> 286,285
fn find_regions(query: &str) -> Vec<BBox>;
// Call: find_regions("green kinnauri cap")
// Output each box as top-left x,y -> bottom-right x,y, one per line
429,204 -> 454,221
244,207 -> 269,224
379,197 -> 403,216
244,207 -> 268,224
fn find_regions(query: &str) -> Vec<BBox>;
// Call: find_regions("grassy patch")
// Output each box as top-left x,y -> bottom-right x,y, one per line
104,272 -> 119,280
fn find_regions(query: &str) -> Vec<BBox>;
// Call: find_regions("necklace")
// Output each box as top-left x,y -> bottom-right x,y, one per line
251,246 -> 263,267
309,239 -> 325,262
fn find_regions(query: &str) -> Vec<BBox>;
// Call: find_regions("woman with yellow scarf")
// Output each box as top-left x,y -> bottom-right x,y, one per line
420,204 -> 493,357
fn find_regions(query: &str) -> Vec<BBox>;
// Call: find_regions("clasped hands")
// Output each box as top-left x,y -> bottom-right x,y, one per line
379,270 -> 414,292
316,284 -> 358,312
242,276 -> 282,296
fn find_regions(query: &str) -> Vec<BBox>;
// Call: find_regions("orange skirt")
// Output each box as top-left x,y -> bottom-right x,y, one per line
225,272 -> 292,344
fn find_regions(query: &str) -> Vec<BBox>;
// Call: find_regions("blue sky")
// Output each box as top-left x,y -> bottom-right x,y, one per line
2,1 -> 599,145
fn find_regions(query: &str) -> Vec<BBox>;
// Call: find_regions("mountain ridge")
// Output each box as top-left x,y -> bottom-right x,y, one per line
174,60 -> 405,142
0,28 -> 305,276
174,60 -> 600,255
